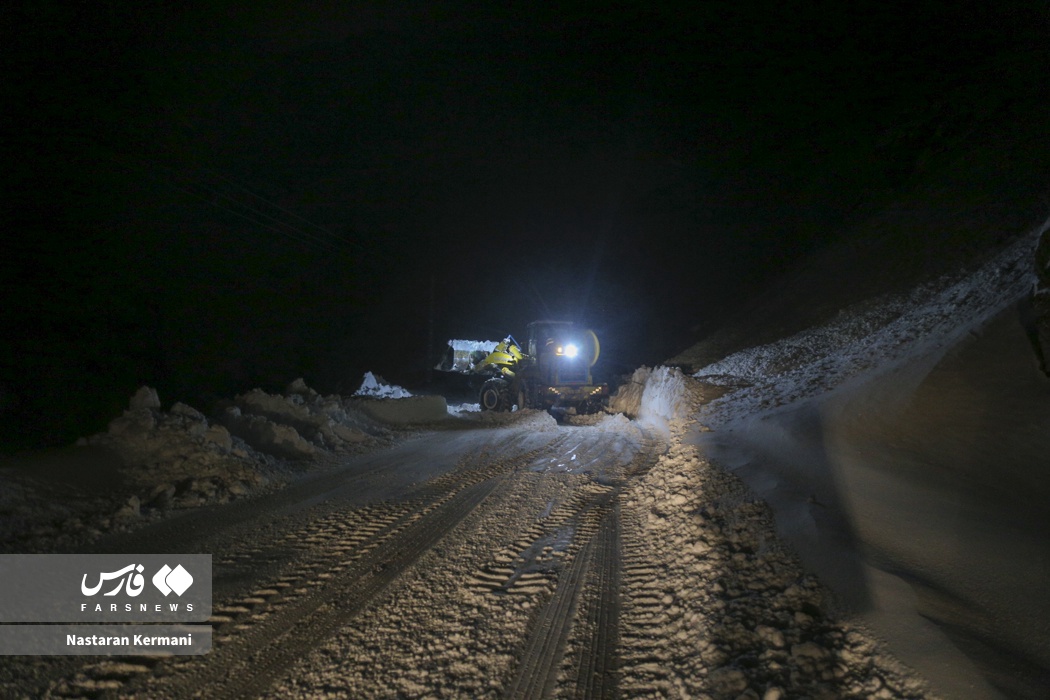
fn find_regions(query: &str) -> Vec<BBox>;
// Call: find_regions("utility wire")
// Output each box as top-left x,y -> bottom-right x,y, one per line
171,179 -> 344,254
71,133 -> 389,260
172,177 -> 345,254
199,167 -> 368,252
98,147 -> 344,254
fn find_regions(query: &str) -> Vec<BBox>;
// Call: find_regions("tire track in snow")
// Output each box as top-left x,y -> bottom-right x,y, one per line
567,501 -> 621,700
192,477 -> 505,700
503,505 -> 603,700
48,436 -> 569,699
503,432 -> 662,699
467,484 -> 611,596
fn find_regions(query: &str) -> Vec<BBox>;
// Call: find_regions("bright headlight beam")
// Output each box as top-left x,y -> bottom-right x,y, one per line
564,343 -> 579,358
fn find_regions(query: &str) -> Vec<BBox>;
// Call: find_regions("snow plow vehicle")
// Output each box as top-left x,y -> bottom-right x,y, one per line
436,321 -> 609,413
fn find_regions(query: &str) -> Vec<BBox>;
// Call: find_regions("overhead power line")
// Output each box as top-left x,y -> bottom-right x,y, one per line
74,134 -> 387,260
172,177 -> 347,254
199,168 -> 368,252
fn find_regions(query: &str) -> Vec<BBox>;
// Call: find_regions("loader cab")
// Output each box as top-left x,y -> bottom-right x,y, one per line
526,320 -> 591,386
526,321 -> 571,357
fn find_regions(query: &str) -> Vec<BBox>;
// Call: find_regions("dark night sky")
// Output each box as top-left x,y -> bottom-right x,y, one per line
3,2 -> 1048,448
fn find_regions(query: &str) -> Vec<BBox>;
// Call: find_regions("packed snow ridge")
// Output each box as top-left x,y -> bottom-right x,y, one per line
0,378 -> 416,553
692,229 -> 1043,424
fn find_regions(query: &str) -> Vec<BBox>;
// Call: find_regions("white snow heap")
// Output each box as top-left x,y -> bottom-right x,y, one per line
444,339 -> 500,372
446,402 -> 482,413
607,366 -> 651,418
354,371 -> 413,399
448,339 -> 500,353
637,366 -> 692,432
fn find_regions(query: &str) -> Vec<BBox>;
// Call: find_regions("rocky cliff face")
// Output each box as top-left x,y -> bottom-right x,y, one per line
1035,229 -> 1050,376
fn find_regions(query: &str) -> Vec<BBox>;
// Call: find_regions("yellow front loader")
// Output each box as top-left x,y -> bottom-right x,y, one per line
436,321 -> 608,413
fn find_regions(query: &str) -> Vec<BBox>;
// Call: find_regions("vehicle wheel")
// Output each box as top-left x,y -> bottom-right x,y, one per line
516,381 -> 531,411
479,379 -> 509,411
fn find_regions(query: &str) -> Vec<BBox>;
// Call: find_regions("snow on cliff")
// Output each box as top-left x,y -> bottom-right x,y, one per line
600,218 -> 1050,697
692,227 -> 1042,424
678,218 -> 1050,699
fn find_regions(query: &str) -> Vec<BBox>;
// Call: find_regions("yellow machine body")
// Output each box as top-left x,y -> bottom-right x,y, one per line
475,337 -> 526,378
435,322 -> 607,413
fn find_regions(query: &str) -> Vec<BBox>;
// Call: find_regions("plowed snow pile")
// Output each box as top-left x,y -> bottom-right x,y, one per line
675,221 -> 1050,698
619,420 -> 933,699
0,378 -> 400,553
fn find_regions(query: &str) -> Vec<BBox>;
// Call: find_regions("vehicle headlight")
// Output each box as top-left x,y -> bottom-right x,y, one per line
564,343 -> 579,358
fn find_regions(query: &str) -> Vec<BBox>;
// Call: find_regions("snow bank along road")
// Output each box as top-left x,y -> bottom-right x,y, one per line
2,413 -> 933,699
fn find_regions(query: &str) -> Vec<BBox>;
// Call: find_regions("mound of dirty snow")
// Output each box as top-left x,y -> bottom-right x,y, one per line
0,379 -> 396,553
225,382 -> 384,457
637,366 -> 698,431
452,407 -> 559,431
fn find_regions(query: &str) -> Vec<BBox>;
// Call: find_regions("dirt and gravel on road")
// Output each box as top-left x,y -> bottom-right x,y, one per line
1,400 -> 934,699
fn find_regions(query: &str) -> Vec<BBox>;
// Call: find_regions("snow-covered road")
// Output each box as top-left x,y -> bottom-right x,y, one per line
2,412 -> 934,699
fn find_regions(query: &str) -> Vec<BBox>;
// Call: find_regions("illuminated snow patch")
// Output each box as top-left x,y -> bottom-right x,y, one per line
448,339 -> 500,353
637,366 -> 691,432
354,372 -> 412,399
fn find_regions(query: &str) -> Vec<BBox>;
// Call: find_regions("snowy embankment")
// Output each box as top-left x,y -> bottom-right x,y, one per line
669,221 -> 1050,699
0,374 -> 449,553
608,365 -> 699,432
693,229 -> 1042,423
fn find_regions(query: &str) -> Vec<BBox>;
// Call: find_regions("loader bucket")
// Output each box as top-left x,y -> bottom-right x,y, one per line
435,339 -> 500,374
